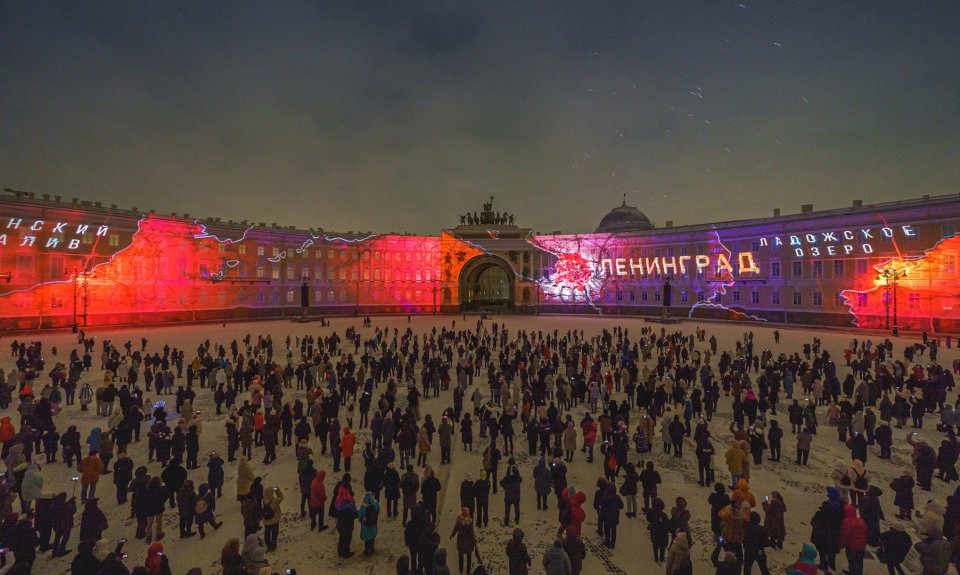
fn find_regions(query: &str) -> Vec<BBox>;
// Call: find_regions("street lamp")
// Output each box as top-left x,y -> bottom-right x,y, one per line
879,268 -> 907,336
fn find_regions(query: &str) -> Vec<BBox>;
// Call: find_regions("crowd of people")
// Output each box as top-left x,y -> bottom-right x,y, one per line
0,317 -> 958,575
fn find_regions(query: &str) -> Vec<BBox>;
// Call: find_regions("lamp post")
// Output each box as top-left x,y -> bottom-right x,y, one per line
71,269 -> 78,334
880,268 -> 907,336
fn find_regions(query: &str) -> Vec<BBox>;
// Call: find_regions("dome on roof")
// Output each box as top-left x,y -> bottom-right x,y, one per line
595,200 -> 655,234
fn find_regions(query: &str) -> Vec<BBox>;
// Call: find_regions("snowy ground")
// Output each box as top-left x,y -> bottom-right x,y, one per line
7,315 -> 957,575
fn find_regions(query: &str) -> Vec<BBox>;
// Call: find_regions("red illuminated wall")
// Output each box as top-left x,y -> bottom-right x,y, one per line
0,215 -> 486,330
842,235 -> 960,332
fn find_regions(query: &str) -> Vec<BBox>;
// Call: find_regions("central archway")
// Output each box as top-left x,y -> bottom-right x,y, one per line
458,255 -> 516,311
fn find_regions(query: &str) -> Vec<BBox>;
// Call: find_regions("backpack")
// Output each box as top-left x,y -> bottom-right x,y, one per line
853,470 -> 868,491
262,504 -> 275,521
363,504 -> 379,526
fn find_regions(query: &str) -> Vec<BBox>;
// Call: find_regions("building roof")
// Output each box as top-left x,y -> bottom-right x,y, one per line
595,200 -> 655,234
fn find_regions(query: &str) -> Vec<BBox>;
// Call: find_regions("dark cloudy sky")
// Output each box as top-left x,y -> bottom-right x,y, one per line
1,2 -> 958,235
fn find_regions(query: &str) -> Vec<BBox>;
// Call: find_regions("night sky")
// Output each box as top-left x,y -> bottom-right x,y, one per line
1,2 -> 958,235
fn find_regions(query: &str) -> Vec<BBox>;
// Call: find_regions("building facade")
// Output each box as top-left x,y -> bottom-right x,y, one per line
1,188 -> 959,332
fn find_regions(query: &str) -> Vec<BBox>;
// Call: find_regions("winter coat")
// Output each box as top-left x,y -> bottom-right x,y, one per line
761,494 -> 786,542
20,463 -> 42,502
310,471 -> 327,509
839,504 -> 867,551
891,475 -> 915,510
236,458 -> 255,498
725,446 -> 747,475
78,454 -> 104,484
505,531 -> 532,575
562,425 -> 577,452
665,533 -> 692,575
533,459 -> 553,496
261,488 -> 284,526
241,534 -> 268,573
450,514 -> 476,554
785,543 -> 818,575
358,494 -> 380,541
879,528 -> 912,565
810,502 -> 843,553
915,535 -> 952,575
543,541 -> 573,575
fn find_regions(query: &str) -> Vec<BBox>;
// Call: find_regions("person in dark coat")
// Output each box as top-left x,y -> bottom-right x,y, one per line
646,497 -> 671,563
858,485 -> 884,547
404,504 -> 428,574
599,483 -> 623,549
533,458 -> 553,511
878,522 -> 912,575
505,528 -> 532,575
810,500 -> 843,574
890,469 -> 915,520
113,452 -> 133,505
160,460 -> 187,508
8,516 -> 39,574
207,452 -> 225,497
70,540 -> 100,575
562,525 -> 586,575
500,466 -> 523,526
383,464 -> 401,519
420,466 -> 442,524
79,498 -> 108,544
743,511 -> 769,575
129,466 -> 151,539
459,474 -> 476,518
51,492 -> 77,557
474,470 -> 491,528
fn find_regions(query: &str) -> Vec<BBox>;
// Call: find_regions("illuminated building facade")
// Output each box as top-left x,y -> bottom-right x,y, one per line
1,188 -> 959,333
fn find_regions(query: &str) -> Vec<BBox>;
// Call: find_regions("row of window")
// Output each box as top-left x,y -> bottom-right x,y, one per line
605,289 -> 923,309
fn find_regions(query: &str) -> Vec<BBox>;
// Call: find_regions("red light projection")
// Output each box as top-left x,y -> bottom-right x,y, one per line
842,235 -> 960,331
552,253 -> 593,291
0,216 -> 490,329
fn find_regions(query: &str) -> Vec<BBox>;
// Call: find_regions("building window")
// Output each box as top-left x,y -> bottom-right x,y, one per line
813,291 -> 823,306
641,291 -> 648,302
856,260 -> 869,275
286,266 -> 296,280
942,224 -> 956,239
792,261 -> 803,278
696,291 -> 704,302
286,290 -> 295,304
629,290 -> 635,301
751,240 -> 760,252
751,290 -> 760,305
835,291 -> 846,307
944,256 -> 956,275
771,262 -> 781,278
616,290 -> 623,301
812,261 -> 823,278
771,291 -> 780,305
733,290 -> 740,303
858,292 -> 868,307
15,255 -> 34,276
272,247 -> 280,257
271,266 -> 280,280
654,290 -> 661,302
793,291 -> 802,306
696,245 -> 705,256
908,293 -> 920,309
833,260 -> 845,277
256,265 -> 264,278
108,234 -> 120,247
257,246 -> 265,256
82,233 -> 93,245
681,290 -> 688,303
